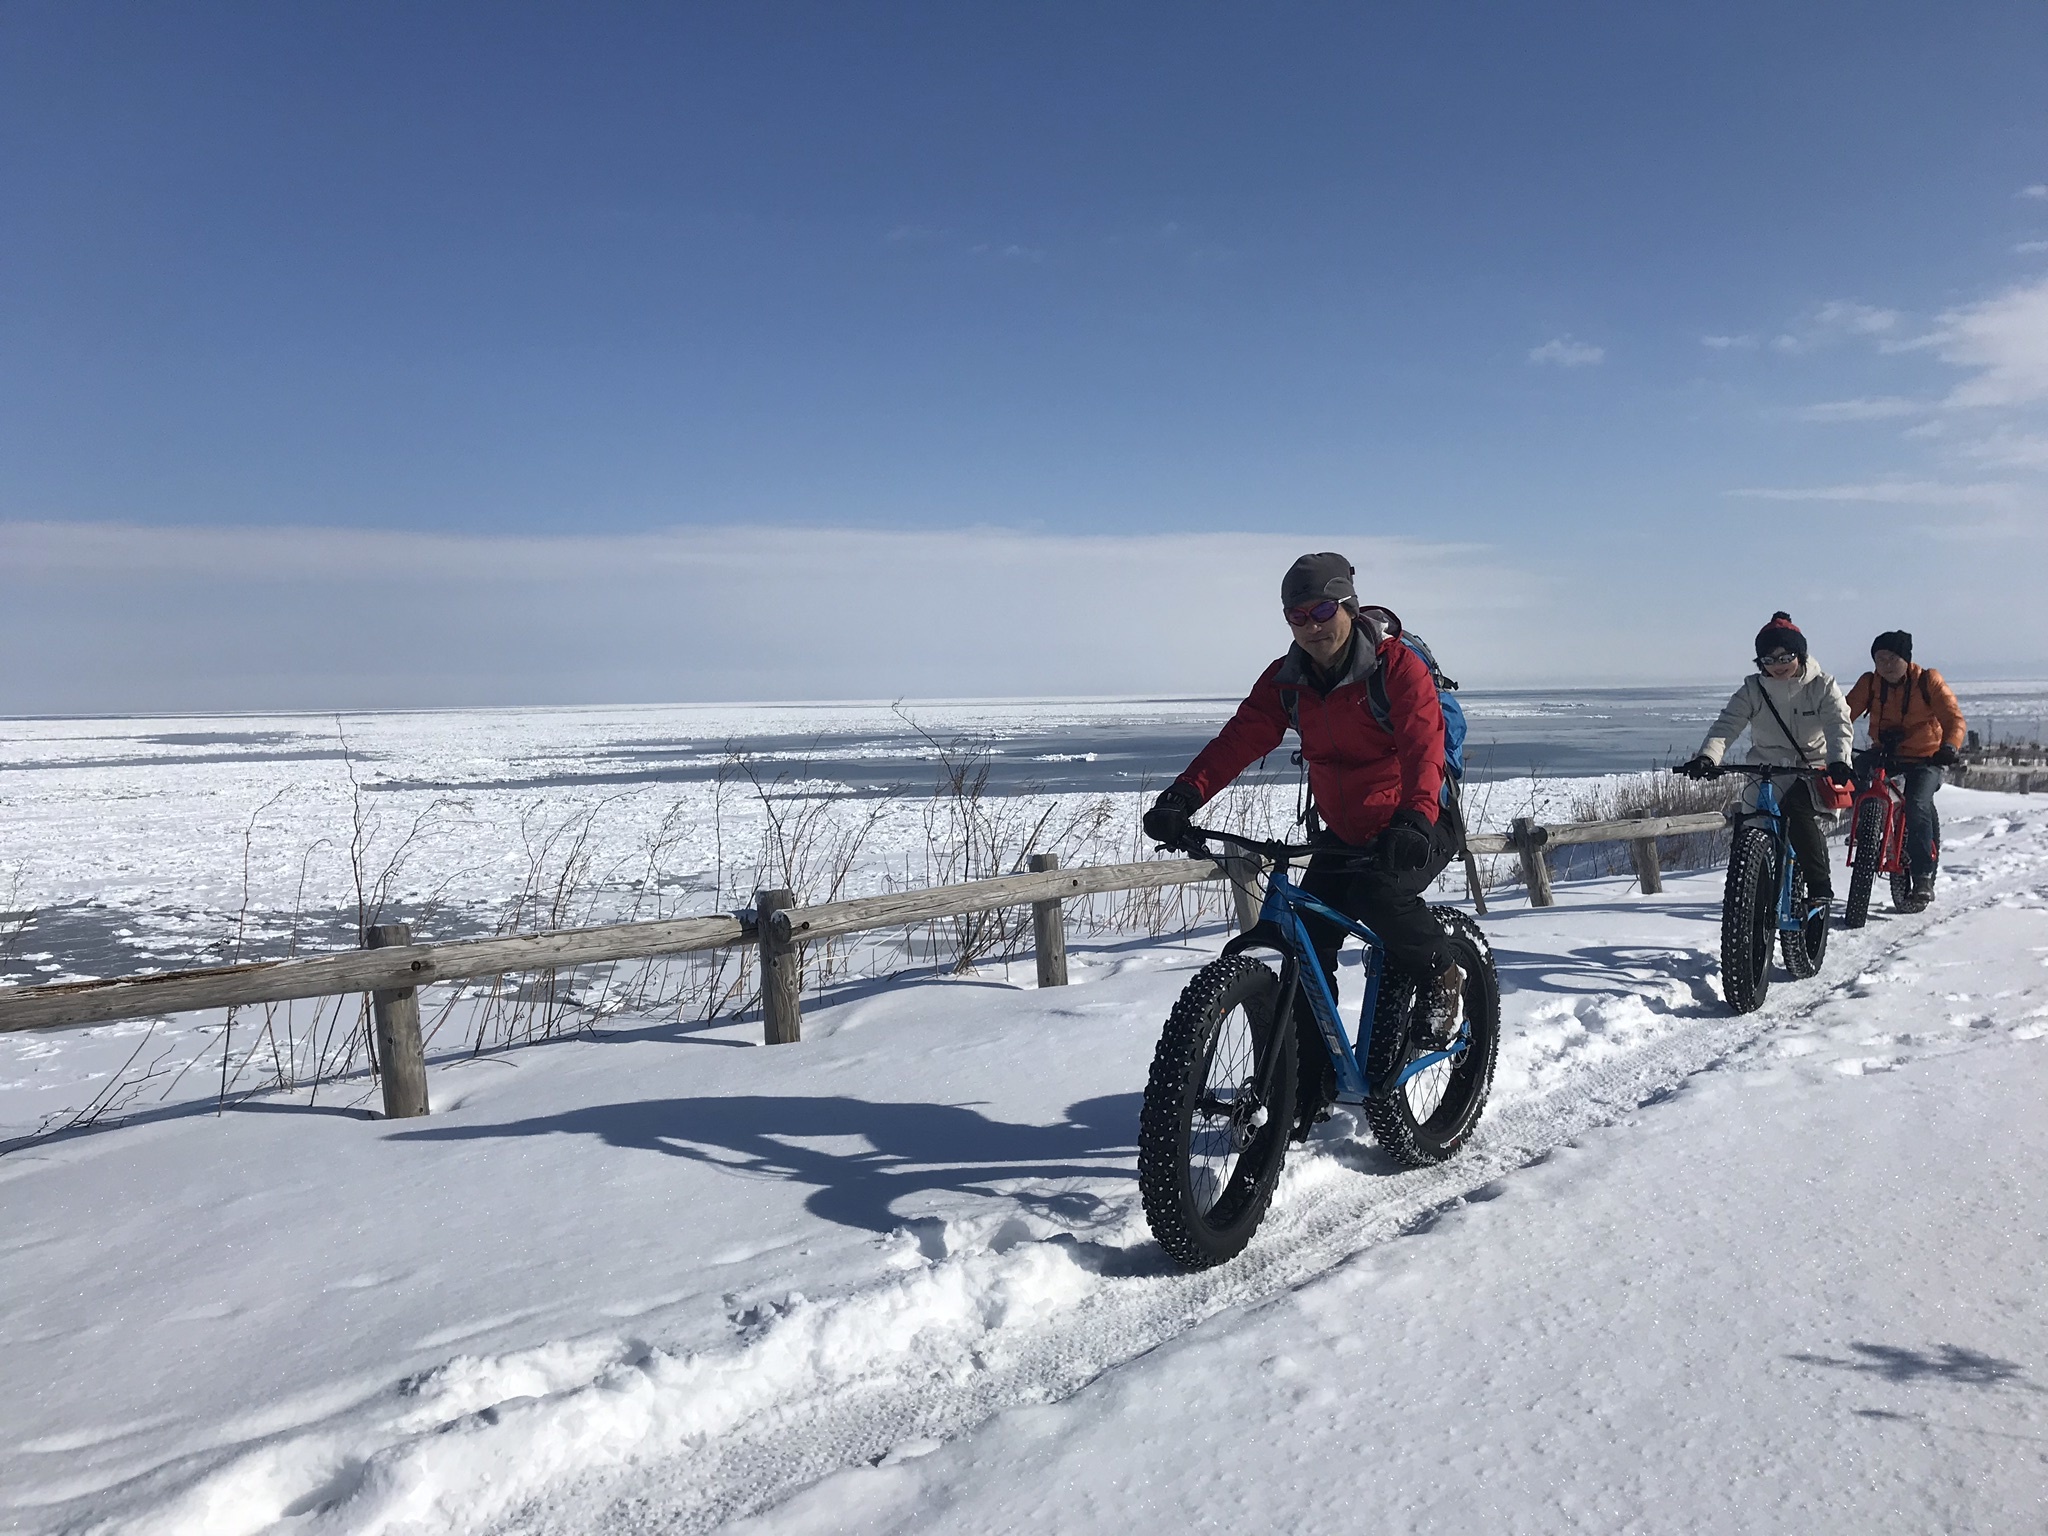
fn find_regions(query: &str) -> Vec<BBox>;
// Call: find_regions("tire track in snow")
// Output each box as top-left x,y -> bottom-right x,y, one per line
488,838 -> 2039,1536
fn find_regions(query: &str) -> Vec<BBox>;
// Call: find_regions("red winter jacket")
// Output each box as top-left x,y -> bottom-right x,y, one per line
1177,630 -> 1445,845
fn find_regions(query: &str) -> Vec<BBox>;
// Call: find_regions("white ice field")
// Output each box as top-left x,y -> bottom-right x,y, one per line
3,696 -> 2046,1533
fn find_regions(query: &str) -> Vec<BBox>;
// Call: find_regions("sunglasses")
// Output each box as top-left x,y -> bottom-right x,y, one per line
1286,599 -> 1343,627
1756,652 -> 1800,669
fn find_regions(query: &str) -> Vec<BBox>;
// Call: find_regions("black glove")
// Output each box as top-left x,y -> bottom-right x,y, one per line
1679,754 -> 1718,781
1374,808 -> 1436,873
1826,761 -> 1854,785
1930,743 -> 1959,767
1143,783 -> 1200,848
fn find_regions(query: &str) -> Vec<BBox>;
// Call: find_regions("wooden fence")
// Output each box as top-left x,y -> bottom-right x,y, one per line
0,808 -> 1730,1119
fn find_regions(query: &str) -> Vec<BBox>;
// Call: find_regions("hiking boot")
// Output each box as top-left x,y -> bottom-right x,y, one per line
1416,960 -> 1466,1049
1912,871 -> 1937,902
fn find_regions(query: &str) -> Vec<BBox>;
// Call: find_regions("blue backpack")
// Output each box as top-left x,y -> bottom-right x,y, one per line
1277,608 -> 1468,811
1363,613 -> 1467,787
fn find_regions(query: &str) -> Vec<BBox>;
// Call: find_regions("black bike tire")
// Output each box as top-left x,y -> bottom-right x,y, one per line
1843,798 -> 1884,928
1361,909 -> 1501,1169
1780,862 -> 1828,979
1721,826 -> 1777,1014
1890,865 -> 1915,911
1138,954 -> 1297,1270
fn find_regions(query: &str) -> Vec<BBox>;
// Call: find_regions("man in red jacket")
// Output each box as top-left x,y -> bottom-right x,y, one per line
1142,552 -> 1464,1042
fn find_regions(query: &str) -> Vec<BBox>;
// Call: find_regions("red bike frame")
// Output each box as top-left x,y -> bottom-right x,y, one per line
1846,760 -> 1910,879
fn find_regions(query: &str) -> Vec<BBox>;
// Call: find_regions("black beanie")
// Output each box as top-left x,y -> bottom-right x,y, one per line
1753,611 -> 1808,663
1871,629 -> 1913,663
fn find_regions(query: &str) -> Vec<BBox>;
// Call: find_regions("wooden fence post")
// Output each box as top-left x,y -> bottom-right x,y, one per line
1222,851 -> 1263,933
755,889 -> 802,1044
1629,837 -> 1664,895
365,922 -> 430,1118
1460,844 -> 1489,916
1026,853 -> 1069,988
1512,818 -> 1555,908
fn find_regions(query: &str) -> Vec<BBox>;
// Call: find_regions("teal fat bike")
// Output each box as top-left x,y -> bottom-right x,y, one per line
1675,763 -> 1832,1014
1137,824 -> 1501,1270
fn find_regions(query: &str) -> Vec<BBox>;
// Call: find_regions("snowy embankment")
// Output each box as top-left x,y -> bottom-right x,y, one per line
4,789 -> 2046,1534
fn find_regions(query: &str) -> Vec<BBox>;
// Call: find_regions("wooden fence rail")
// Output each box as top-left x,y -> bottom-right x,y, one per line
0,809 -> 1736,1113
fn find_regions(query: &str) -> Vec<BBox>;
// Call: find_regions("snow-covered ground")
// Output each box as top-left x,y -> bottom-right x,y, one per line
4,786 -> 2044,1534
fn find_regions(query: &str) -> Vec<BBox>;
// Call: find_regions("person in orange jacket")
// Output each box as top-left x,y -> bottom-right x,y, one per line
1845,629 -> 1967,909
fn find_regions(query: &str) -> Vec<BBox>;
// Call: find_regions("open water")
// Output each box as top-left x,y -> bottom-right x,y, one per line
4,681 -> 2045,986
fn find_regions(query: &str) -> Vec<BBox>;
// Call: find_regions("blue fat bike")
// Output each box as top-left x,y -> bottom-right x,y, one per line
1137,825 -> 1501,1270
1675,763 -> 1831,1014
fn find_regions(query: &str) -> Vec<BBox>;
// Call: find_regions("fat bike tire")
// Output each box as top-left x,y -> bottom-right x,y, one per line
1843,798 -> 1884,928
1781,863 -> 1829,979
1721,827 -> 1777,1015
1362,909 -> 1501,1169
1890,865 -> 1916,912
1138,954 -> 1296,1270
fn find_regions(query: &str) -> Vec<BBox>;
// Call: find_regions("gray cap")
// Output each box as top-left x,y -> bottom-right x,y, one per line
1281,552 -> 1358,612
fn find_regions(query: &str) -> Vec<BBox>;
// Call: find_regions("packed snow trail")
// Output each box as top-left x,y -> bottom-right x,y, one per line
2,792 -> 2043,1534
724,1013 -> 2048,1535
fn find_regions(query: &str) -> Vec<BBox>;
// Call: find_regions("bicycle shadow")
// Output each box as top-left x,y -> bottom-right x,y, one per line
1489,939 -> 1724,1013
390,1091 -> 1141,1239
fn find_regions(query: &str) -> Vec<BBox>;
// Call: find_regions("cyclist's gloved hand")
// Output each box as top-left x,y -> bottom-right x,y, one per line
1375,809 -> 1436,873
1929,743 -> 1960,767
1143,782 -> 1200,849
1679,754 -> 1718,781
1826,761 -> 1854,785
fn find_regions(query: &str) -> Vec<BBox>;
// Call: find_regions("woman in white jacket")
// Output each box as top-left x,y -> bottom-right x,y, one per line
1681,612 -> 1854,911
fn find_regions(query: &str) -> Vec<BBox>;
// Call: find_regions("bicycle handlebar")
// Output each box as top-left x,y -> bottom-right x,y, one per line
1166,823 -> 1402,874
1171,824 -> 1320,862
1671,762 -> 1819,780
1673,755 -> 1939,782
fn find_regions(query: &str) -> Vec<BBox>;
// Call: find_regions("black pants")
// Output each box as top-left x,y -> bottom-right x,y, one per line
1901,765 -> 1942,880
1298,818 -> 1457,991
1778,777 -> 1833,898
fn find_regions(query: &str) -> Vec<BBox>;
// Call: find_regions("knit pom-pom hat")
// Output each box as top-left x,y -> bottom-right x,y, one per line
1753,611 -> 1808,664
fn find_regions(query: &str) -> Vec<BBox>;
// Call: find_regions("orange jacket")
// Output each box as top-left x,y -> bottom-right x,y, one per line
1845,664 -> 1966,760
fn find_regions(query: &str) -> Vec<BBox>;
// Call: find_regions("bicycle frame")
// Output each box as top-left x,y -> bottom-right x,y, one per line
1847,758 -> 1910,877
1199,829 -> 1468,1105
1725,772 -> 1807,934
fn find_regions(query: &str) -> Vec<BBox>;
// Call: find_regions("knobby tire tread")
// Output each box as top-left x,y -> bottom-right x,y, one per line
1361,908 -> 1501,1169
1138,954 -> 1295,1270
1843,798 -> 1884,928
1780,861 -> 1828,979
1721,827 -> 1776,1014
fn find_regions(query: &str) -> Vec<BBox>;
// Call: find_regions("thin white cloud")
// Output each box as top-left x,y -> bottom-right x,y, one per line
1771,300 -> 1902,355
1727,480 -> 2016,507
1815,300 -> 1899,335
1928,275 -> 2048,408
1791,396 -> 1923,423
2020,184 -> 2048,200
1957,427 -> 2048,469
1528,337 -> 1604,367
1701,334 -> 1758,350
2014,240 -> 2048,254
0,522 -> 1536,712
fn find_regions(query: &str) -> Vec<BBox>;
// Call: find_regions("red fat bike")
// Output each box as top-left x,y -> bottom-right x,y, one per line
1842,745 -> 1935,927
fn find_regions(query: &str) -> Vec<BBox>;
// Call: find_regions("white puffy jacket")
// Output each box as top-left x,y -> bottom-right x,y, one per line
1698,659 -> 1854,770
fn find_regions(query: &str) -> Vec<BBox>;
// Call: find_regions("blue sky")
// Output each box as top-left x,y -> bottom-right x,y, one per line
4,2 -> 2046,710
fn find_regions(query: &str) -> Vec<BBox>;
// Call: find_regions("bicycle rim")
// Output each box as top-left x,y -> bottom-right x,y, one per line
1187,999 -> 1260,1214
